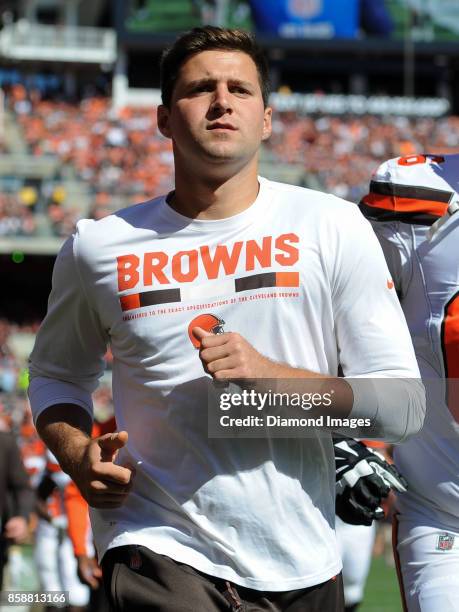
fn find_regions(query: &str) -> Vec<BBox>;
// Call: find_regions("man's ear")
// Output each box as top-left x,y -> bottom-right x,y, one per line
262,106 -> 272,141
157,104 -> 172,138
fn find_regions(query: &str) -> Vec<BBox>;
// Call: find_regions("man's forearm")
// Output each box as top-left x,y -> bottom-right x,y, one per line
36,404 -> 93,477
246,359 -> 355,418
269,362 -> 425,440
195,328 -> 355,417
35,404 -> 132,509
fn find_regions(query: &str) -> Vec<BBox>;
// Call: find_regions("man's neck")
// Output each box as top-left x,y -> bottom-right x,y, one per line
170,160 -> 260,220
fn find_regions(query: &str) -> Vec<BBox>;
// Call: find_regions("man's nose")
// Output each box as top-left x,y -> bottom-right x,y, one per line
209,84 -> 232,114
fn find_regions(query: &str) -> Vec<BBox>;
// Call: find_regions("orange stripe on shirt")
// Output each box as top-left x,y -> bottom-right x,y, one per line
275,272 -> 299,287
120,293 -> 140,311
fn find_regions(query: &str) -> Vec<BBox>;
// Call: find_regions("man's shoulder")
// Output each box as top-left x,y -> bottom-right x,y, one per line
263,178 -> 362,223
111,195 -> 165,224
78,196 -> 164,234
54,196 -> 165,275
73,195 -> 165,251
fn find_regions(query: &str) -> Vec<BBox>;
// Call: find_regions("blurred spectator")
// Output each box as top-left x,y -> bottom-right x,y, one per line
0,429 -> 35,589
18,404 -> 46,488
88,191 -> 112,221
18,185 -> 38,212
0,320 -> 41,395
0,193 -> 37,237
0,319 -> 19,393
34,450 -> 91,610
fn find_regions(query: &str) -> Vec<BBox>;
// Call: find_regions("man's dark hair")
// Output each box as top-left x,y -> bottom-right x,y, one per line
160,26 -> 270,108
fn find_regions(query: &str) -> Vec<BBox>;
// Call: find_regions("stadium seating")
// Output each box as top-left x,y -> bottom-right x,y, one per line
3,84 -> 459,238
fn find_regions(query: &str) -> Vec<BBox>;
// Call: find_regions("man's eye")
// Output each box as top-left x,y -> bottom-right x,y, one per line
192,84 -> 213,93
231,87 -> 249,95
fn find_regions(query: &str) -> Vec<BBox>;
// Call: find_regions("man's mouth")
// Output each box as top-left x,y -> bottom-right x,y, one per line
207,123 -> 237,131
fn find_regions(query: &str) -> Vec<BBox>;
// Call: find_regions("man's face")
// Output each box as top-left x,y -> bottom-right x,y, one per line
158,50 -> 272,171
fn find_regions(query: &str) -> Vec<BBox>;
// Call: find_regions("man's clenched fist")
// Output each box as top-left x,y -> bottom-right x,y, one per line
192,327 -> 274,379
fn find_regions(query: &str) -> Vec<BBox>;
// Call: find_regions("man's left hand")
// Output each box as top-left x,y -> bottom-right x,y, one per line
334,438 -> 407,526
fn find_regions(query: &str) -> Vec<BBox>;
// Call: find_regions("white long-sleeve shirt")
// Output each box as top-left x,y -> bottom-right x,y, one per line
29,178 -> 424,590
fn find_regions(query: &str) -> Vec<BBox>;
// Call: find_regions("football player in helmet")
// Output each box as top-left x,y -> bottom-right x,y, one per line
359,153 -> 459,611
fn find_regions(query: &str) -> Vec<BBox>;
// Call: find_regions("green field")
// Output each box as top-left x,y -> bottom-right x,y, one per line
361,556 -> 402,612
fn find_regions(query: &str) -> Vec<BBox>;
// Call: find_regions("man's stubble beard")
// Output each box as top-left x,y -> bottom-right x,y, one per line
187,137 -> 245,165
198,131 -> 259,165
173,128 -> 259,172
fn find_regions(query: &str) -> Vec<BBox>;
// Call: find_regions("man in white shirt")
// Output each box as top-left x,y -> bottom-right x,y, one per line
29,26 -> 425,611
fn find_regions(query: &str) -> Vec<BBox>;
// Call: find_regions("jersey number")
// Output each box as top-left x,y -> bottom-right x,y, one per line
398,154 -> 445,166
441,291 -> 459,422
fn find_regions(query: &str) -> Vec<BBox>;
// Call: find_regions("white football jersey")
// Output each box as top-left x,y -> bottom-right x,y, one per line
361,154 -> 459,526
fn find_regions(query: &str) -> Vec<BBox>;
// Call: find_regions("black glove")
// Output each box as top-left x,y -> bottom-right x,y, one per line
334,438 -> 407,526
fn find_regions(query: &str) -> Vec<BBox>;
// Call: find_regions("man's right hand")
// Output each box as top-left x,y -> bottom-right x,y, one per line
4,516 -> 29,544
35,406 -> 134,509
73,431 -> 134,509
77,555 -> 103,589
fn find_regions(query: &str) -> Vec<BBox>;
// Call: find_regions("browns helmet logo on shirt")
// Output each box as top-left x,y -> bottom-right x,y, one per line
188,313 -> 225,348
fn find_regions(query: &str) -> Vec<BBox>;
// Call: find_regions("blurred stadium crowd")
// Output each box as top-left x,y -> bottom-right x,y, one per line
2,84 -> 459,240
268,111 -> 459,201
